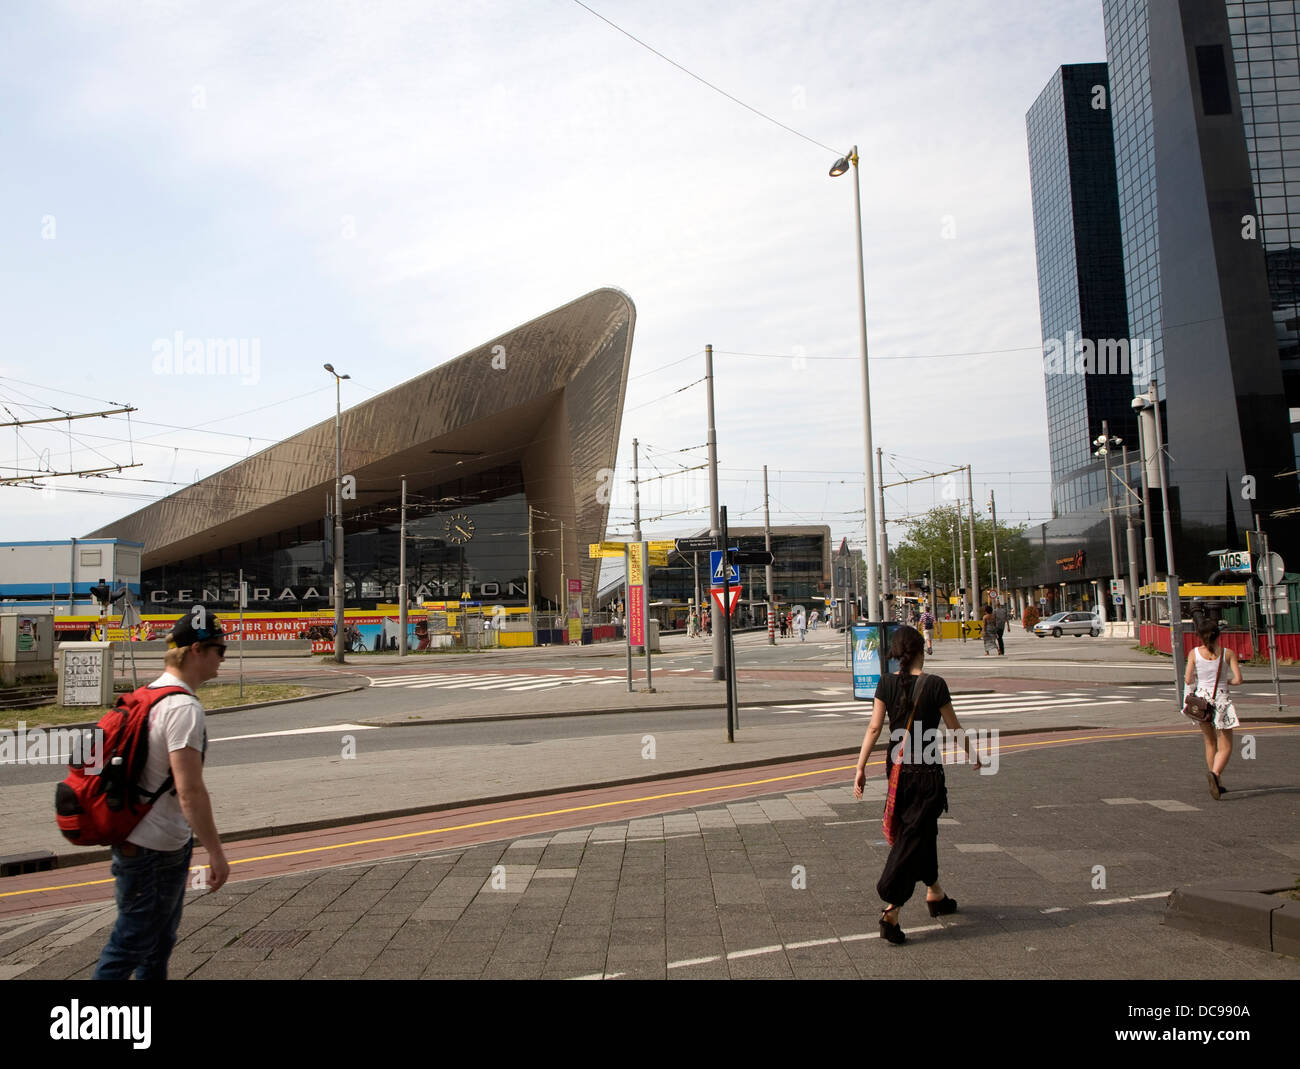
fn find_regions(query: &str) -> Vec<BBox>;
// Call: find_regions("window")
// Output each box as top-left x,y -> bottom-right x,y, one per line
1197,45 -> 1235,115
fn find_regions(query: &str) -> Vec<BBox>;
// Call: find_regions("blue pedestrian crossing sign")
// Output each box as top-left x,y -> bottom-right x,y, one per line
710,548 -> 739,585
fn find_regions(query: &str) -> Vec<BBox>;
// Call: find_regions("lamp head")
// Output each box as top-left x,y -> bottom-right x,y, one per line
828,148 -> 857,177
324,363 -> 335,374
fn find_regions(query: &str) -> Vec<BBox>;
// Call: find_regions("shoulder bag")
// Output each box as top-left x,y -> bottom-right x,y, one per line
1182,651 -> 1223,724
882,673 -> 926,846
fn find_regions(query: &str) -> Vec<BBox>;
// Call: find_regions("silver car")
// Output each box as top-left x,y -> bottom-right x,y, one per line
1033,611 -> 1101,638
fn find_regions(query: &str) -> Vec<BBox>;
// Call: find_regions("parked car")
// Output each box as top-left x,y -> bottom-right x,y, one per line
1033,611 -> 1101,638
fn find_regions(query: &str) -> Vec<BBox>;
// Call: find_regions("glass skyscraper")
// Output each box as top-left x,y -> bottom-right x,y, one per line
1023,0 -> 1300,598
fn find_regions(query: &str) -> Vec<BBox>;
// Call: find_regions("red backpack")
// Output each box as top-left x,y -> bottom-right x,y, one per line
55,684 -> 191,847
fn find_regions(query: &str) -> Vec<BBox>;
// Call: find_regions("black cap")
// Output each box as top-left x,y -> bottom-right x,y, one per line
168,604 -> 225,648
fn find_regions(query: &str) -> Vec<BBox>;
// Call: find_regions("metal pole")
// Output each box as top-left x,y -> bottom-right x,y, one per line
560,519 -> 566,645
764,464 -> 775,645
632,438 -> 642,543
1100,421 -> 1121,635
624,546 -> 632,692
527,506 -> 535,644
966,466 -> 980,615
1149,381 -> 1182,703
397,481 -> 408,658
1257,517 -> 1283,712
237,570 -> 244,701
840,148 -> 881,622
956,501 -> 967,626
1121,444 -> 1138,633
1136,399 -> 1158,628
989,490 -> 1001,597
706,344 -> 725,680
642,540 -> 654,692
721,507 -> 736,741
331,370 -> 346,664
877,447 -> 890,618
950,521 -> 958,626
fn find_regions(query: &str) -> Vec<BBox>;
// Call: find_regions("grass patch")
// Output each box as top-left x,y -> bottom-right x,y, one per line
1,683 -> 313,730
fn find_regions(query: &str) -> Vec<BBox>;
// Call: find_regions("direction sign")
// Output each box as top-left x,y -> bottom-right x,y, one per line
1109,579 -> 1126,597
589,542 -> 625,559
710,549 -> 739,585
1258,552 -> 1285,586
711,586 -> 741,617
732,550 -> 774,567
675,536 -> 715,553
1219,550 -> 1251,573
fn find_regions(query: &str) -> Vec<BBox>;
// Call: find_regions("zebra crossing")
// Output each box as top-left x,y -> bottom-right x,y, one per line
367,672 -> 625,694
771,689 -> 1168,719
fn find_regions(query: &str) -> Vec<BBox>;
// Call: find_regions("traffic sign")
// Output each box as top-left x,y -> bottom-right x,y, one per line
589,542 -> 626,558
710,549 -> 739,585
1219,550 -> 1251,573
1109,579 -> 1125,597
1258,552 -> 1285,586
711,586 -> 741,617
675,536 -> 715,553
731,550 -> 774,567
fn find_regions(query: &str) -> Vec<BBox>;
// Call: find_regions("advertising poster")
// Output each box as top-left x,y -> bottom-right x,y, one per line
852,624 -> 881,700
628,542 -> 645,646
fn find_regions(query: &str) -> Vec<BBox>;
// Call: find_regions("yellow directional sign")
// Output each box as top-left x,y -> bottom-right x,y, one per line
589,542 -> 627,558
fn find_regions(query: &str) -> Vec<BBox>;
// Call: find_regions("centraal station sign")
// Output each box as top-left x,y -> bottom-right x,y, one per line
146,581 -> 529,604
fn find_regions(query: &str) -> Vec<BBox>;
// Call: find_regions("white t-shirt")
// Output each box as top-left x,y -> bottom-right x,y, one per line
127,673 -> 207,852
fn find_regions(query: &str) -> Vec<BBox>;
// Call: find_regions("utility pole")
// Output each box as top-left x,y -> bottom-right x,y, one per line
1121,444 -> 1139,634
527,506 -> 536,643
1136,396 -> 1159,629
950,522 -> 958,621
956,500 -> 968,620
559,519 -> 566,644
764,464 -> 775,645
877,447 -> 890,619
966,465 -> 980,614
706,344 -> 725,681
1097,420 -> 1121,636
398,478 -> 408,657
632,437 -> 642,542
323,364 -> 349,665
989,489 -> 1001,597
1149,380 -> 1183,703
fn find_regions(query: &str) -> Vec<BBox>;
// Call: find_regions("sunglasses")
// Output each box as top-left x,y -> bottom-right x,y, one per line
200,643 -> 227,657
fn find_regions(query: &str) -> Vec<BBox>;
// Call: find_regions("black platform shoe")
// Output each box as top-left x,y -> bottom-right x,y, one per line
879,909 -> 906,944
926,895 -> 958,917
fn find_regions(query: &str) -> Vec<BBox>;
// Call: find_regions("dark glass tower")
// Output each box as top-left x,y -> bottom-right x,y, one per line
1027,63 -> 1139,520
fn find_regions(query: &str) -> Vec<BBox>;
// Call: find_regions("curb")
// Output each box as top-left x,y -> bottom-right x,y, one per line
1162,873 -> 1300,956
25,723 -> 1121,874
5,684 -> 366,734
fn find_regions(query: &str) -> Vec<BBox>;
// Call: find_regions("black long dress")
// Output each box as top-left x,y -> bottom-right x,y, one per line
874,671 -> 952,906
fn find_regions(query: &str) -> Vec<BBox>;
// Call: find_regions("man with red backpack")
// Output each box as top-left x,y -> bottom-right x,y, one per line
93,605 -> 230,980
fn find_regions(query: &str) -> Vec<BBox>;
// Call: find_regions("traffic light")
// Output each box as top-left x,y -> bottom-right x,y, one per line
89,579 -> 112,606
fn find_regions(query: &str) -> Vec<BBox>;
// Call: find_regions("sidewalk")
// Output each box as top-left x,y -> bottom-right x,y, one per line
6,728 -> 1297,979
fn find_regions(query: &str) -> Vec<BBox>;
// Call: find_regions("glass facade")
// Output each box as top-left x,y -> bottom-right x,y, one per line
142,464 -> 532,610
1228,0 -> 1300,414
1104,0 -> 1166,397
1027,63 -> 1137,519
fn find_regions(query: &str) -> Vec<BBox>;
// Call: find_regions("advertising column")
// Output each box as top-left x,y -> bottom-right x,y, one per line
628,541 -> 645,649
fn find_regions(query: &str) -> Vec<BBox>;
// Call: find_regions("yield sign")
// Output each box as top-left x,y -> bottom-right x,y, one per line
711,586 -> 741,617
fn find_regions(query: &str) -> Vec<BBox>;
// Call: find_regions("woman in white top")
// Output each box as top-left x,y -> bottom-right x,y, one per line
1184,620 -> 1243,800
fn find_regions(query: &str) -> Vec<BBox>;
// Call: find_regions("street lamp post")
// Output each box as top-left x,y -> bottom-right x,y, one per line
323,364 -> 349,664
830,147 -> 881,623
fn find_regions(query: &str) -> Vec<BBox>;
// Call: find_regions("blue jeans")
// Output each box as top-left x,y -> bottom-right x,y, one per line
94,839 -> 193,980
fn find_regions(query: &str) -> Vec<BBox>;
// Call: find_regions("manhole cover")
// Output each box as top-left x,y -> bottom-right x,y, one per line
240,929 -> 310,950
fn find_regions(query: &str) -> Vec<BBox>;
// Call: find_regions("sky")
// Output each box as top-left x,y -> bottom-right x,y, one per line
0,0 -> 1110,561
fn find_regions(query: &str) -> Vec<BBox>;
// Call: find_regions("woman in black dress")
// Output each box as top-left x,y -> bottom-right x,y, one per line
853,625 -> 981,944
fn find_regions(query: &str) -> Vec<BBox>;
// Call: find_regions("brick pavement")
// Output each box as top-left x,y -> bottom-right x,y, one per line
6,728 -> 1297,980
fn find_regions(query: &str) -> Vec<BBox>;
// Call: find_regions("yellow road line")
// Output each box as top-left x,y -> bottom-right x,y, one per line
4,723 -> 1294,900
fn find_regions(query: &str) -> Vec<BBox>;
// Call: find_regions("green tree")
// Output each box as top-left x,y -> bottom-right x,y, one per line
890,506 -> 1037,608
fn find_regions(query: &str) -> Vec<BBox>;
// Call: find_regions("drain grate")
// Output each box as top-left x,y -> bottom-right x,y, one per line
239,929 -> 311,950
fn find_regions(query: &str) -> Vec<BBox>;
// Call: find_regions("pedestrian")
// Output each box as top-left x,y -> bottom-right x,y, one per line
688,606 -> 699,638
703,609 -> 711,637
920,607 -> 935,654
853,625 -> 981,944
94,606 -> 230,980
795,610 -> 806,642
1184,620 -> 1243,800
778,612 -> 787,639
993,600 -> 1007,655
981,604 -> 997,655
810,609 -> 819,631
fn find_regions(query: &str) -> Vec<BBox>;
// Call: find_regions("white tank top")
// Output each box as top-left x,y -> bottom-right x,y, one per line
1193,647 -> 1227,694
